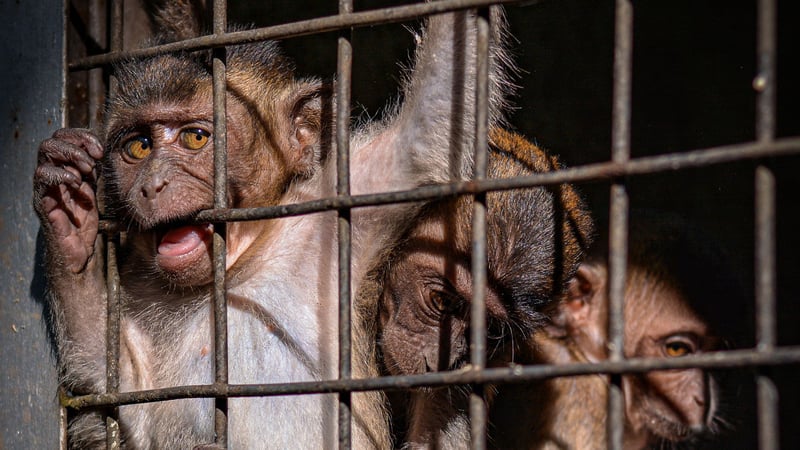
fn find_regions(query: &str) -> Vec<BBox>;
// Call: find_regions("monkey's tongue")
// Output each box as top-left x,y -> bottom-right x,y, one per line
158,225 -> 211,256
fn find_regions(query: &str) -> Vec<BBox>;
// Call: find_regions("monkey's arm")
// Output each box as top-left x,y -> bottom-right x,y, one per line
34,128 -> 109,392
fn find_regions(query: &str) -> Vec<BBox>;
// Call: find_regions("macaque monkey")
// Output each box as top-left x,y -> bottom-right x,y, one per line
33,1 -> 515,448
491,216 -> 730,449
373,128 -> 594,448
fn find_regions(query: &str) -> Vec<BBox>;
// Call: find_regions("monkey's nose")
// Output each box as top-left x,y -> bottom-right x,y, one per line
142,178 -> 169,199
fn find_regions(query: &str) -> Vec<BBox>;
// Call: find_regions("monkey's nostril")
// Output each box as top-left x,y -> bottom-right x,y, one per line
424,357 -> 434,373
142,179 -> 169,198
694,395 -> 705,407
156,179 -> 169,193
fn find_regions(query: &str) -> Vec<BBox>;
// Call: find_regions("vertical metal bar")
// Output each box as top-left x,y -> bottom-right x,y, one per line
337,1 -> 354,449
105,2 -> 124,449
755,1 -> 778,448
212,0 -> 229,447
755,166 -> 778,450
109,0 -> 123,56
59,4 -> 69,447
105,234 -> 121,450
469,8 -> 490,450
59,388 -> 68,450
607,0 -> 633,449
86,0 -> 104,130
755,0 -> 776,143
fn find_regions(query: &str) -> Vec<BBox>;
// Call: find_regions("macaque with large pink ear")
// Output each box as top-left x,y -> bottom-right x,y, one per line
32,1 -> 516,447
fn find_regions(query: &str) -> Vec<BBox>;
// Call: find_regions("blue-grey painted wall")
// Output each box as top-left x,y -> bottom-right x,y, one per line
0,0 -> 64,447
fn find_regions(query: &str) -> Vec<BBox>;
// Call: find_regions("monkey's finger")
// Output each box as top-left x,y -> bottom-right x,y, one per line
51,128 -> 104,160
60,183 -> 98,229
39,137 -> 98,178
35,163 -> 84,190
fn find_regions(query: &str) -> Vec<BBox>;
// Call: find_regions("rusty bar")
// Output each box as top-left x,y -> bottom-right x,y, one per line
69,0 -> 539,70
104,2 -> 124,448
607,0 -> 633,448
469,7 -> 491,450
59,8 -> 69,449
62,346 -> 800,409
755,0 -> 776,142
59,388 -> 68,450
754,1 -> 777,351
754,0 -> 779,448
86,0 -> 104,130
109,0 -> 123,54
211,0 -> 229,447
336,0 -> 354,448
191,138 -> 800,222
189,138 -> 800,226
755,165 -> 778,450
105,233 -> 121,450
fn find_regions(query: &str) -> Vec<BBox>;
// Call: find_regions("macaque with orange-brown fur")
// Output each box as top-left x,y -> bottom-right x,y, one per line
32,1 -> 516,447
373,128 -> 594,449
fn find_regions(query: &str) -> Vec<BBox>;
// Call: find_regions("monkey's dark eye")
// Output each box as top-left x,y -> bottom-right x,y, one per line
429,290 -> 461,314
180,128 -> 210,150
124,136 -> 153,160
664,338 -> 694,357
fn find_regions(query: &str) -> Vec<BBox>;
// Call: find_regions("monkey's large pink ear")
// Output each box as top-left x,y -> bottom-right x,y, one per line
285,83 -> 333,177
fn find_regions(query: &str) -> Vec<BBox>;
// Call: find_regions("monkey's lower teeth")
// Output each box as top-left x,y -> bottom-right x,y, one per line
158,225 -> 211,256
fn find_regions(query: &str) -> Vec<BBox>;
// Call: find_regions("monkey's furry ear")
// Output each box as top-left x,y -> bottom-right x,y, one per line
145,0 -> 210,42
284,82 -> 333,177
562,263 -> 603,328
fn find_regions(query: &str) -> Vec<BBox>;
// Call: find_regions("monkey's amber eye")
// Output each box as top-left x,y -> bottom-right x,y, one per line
430,290 -> 460,314
180,128 -> 211,150
124,136 -> 153,160
664,340 -> 693,357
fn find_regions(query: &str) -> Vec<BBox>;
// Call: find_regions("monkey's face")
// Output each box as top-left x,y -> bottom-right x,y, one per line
378,205 -> 516,376
622,277 -> 719,443
104,92 -> 261,287
379,237 -> 471,375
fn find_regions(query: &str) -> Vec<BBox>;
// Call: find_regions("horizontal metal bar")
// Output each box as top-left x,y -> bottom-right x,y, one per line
62,345 -> 800,409
179,138 -> 800,223
69,0 -> 536,71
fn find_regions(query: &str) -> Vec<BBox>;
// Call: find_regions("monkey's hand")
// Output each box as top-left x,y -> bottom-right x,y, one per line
34,128 -> 103,274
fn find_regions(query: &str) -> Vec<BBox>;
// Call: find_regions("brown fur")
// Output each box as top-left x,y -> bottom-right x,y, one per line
372,129 -> 594,448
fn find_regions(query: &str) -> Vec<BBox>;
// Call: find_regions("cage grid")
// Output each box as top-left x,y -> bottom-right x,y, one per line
56,0 -> 800,449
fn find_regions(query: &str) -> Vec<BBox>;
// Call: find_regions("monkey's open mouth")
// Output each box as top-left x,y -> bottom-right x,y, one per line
156,224 -> 214,257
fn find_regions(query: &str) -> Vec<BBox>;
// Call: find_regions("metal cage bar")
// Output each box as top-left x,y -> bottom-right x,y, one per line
468,8 -> 492,450
607,0 -> 633,448
755,0 -> 779,448
336,0 -> 355,448
105,233 -> 121,449
68,0 -> 527,71
61,345 -> 800,410
105,1 -> 124,448
211,0 -> 230,447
